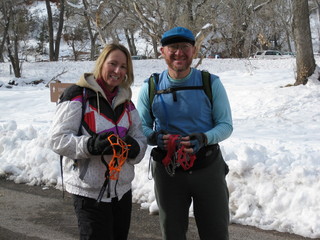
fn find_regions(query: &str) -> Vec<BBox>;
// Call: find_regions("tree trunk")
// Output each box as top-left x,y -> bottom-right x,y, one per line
83,0 -> 96,60
124,28 -> 137,56
130,30 -> 137,56
292,0 -> 316,85
53,0 -> 64,61
46,0 -> 54,61
151,37 -> 159,59
6,34 -> 21,78
0,2 -> 10,62
5,2 -> 21,78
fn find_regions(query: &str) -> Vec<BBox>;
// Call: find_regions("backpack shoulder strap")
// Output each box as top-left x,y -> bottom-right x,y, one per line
148,73 -> 159,108
148,73 -> 160,118
201,70 -> 212,105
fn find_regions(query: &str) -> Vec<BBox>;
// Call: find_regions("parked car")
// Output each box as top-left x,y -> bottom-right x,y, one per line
253,50 -> 286,59
131,55 -> 147,60
282,52 -> 296,57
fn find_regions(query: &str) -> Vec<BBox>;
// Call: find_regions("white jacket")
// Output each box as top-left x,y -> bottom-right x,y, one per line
50,73 -> 147,202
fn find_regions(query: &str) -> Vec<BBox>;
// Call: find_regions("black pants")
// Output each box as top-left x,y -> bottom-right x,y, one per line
153,150 -> 229,240
73,190 -> 132,240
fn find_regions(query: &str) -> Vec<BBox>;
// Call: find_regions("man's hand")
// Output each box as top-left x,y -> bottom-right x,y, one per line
180,133 -> 207,154
147,130 -> 170,150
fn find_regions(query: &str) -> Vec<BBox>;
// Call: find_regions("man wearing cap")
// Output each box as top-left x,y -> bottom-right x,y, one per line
137,26 -> 233,240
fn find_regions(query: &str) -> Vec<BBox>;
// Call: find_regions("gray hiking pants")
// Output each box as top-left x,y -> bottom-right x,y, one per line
152,149 -> 229,240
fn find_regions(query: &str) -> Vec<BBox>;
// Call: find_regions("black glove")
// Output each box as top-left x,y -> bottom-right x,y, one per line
189,133 -> 207,154
87,132 -> 114,155
123,135 -> 140,159
147,130 -> 168,149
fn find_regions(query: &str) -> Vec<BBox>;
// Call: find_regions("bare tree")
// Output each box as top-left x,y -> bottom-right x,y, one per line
66,0 -> 100,61
6,2 -> 21,77
128,0 -> 219,58
112,1 -> 140,55
66,0 -> 123,59
81,0 -> 121,45
124,27 -> 137,56
292,0 -> 316,85
311,0 -> 320,53
166,0 -> 179,29
4,1 -> 31,77
253,0 -> 294,52
219,0 -> 275,58
0,0 -> 10,62
46,0 -> 65,61
82,0 -> 98,60
132,0 -> 164,58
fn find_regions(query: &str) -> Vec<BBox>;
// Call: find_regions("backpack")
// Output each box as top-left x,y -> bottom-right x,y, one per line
148,70 -> 213,116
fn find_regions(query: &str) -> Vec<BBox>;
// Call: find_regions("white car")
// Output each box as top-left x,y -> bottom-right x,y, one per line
253,50 -> 290,59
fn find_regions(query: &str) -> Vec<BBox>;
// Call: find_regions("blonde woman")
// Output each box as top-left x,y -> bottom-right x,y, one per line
50,43 -> 147,240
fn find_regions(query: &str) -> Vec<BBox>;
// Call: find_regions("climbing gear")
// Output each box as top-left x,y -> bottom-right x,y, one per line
162,134 -> 196,176
97,134 -> 131,202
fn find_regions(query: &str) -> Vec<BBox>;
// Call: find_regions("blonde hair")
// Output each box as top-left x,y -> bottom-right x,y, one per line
93,43 -> 134,89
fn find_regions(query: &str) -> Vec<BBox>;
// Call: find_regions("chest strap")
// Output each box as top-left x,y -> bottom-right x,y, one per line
156,86 -> 204,102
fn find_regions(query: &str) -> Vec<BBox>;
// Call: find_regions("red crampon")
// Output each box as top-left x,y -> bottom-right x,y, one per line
176,145 -> 196,170
162,134 -> 196,176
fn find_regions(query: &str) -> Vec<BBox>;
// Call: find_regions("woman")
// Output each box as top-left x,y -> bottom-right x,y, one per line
50,43 -> 147,240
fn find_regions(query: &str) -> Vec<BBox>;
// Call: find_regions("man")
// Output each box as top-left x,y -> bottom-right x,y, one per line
137,26 -> 233,240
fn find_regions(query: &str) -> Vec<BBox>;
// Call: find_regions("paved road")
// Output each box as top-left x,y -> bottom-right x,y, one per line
0,177 -> 312,240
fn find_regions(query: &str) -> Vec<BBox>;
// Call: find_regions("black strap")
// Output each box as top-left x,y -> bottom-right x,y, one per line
148,73 -> 159,106
60,155 -> 64,198
201,71 -> 212,105
78,88 -> 87,135
97,154 -> 110,203
156,86 -> 204,95
156,86 -> 204,102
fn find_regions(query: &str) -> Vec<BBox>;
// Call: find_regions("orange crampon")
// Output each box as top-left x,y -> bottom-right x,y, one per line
107,134 -> 131,180
97,134 -> 132,202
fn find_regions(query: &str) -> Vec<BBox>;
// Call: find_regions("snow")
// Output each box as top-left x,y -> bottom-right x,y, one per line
0,57 -> 319,239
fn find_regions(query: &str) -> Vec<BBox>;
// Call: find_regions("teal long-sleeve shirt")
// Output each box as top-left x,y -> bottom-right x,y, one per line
136,68 -> 233,145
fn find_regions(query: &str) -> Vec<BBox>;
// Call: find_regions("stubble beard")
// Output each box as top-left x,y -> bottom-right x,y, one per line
165,58 -> 193,74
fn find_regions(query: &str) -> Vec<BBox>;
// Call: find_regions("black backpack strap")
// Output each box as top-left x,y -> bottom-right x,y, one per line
201,70 -> 212,105
78,88 -> 87,135
156,86 -> 204,102
148,73 -> 159,108
148,73 -> 159,119
60,155 -> 64,198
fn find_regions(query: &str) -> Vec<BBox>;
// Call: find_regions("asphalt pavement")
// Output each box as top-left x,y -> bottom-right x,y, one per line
0,177 -> 313,240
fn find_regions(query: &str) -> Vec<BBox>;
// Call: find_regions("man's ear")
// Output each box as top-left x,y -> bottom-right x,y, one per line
192,46 -> 197,59
160,47 -> 165,55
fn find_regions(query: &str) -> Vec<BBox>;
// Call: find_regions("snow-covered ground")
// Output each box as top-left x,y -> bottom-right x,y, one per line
0,57 -> 319,238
